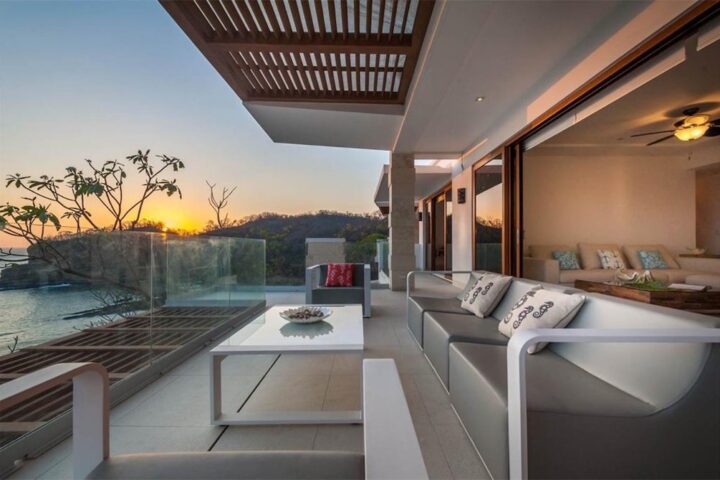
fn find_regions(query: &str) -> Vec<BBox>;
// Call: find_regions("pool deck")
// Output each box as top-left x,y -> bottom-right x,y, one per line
10,276 -> 491,480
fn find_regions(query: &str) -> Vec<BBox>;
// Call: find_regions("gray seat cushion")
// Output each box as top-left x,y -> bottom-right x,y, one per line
449,342 -> 656,479
407,296 -> 471,346
311,287 -> 364,305
422,312 -> 507,388
88,451 -> 365,480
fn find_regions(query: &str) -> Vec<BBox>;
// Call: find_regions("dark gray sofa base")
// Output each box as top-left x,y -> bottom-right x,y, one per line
406,296 -> 471,347
450,341 -> 720,479
423,312 -> 507,388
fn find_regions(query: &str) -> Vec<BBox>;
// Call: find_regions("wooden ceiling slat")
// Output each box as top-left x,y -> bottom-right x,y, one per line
286,0 -> 303,39
246,0 -> 271,39
389,0 -> 399,34
281,52 -> 305,92
377,0 -> 386,41
206,0 -> 232,32
341,0 -> 349,40
297,53 -> 317,92
234,0 -> 259,37
262,1 -> 283,38
328,0 -> 338,38
275,0 -> 294,39
300,0 -> 315,38
374,53 -> 381,92
353,0 -> 360,38
400,0 -> 411,39
396,0 -> 432,102
319,53 -> 333,93
363,52 -> 370,95
268,52 -> 294,94
314,0 -> 326,37
161,0 -> 434,104
218,0 -> 247,35
366,0 -> 372,39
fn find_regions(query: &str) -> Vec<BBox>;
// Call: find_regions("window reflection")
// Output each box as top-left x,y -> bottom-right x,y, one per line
474,158 -> 503,272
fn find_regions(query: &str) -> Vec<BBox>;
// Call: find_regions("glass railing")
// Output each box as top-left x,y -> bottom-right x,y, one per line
376,239 -> 389,279
0,231 -> 265,470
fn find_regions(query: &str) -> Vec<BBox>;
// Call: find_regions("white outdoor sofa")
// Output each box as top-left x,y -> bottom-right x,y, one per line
407,270 -> 720,479
0,359 -> 426,480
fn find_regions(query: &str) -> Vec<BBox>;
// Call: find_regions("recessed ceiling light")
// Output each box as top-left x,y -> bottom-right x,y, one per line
475,96 -> 485,102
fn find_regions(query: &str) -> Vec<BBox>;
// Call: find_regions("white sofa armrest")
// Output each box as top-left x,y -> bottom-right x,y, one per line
363,264 -> 372,317
506,328 -> 720,480
305,264 -> 322,304
676,256 -> 720,274
522,257 -> 560,284
0,363 -> 109,479
363,359 -> 428,480
406,270 -> 475,298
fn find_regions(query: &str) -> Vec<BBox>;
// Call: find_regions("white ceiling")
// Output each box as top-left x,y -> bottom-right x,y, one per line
374,165 -> 451,207
537,37 -> 720,152
243,0 -> 651,152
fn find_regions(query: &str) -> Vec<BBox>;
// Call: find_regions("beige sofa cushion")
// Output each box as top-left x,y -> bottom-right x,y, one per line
623,244 -> 679,269
578,243 -> 627,270
528,244 -> 575,260
686,273 -> 720,290
559,269 -> 617,284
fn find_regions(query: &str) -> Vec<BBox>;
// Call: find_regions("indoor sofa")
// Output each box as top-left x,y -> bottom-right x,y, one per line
407,270 -> 720,479
524,242 -> 720,289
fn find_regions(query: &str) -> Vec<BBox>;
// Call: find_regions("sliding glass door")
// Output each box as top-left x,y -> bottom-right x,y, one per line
426,187 -> 452,271
474,156 -> 503,272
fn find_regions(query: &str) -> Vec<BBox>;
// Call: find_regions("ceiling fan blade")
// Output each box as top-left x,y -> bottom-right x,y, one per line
705,126 -> 720,137
631,130 -> 675,137
646,134 -> 675,146
709,118 -> 720,126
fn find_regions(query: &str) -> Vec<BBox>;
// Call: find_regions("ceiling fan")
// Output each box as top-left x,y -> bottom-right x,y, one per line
631,107 -> 720,146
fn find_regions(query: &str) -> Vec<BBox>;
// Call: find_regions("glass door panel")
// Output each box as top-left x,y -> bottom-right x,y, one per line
474,158 -> 503,272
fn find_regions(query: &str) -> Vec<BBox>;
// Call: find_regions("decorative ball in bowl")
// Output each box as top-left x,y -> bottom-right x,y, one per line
279,306 -> 333,324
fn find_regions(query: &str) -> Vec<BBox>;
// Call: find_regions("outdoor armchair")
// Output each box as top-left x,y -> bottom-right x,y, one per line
306,263 -> 371,317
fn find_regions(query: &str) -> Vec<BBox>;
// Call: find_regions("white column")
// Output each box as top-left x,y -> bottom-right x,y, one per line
389,152 -> 416,291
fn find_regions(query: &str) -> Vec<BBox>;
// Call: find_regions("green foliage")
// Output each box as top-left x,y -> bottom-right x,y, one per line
207,211 -> 387,285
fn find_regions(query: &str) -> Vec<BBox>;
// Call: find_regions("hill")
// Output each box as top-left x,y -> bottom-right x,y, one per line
206,211 -> 388,285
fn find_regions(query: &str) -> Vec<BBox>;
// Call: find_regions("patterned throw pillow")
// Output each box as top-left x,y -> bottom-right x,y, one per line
597,249 -> 626,270
552,250 -> 580,270
460,273 -> 512,318
638,250 -> 668,269
325,263 -> 354,287
498,288 -> 586,353
456,273 -> 480,300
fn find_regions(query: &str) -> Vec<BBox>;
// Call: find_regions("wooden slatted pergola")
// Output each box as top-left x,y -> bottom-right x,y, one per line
161,0 -> 436,104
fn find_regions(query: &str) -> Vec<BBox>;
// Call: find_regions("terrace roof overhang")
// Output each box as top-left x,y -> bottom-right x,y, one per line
373,164 -> 451,214
160,0 -> 435,106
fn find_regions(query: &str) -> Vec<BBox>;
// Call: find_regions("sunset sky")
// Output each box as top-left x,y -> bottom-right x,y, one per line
0,1 -> 387,248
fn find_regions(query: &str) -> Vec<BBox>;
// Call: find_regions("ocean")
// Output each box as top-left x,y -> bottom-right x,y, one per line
0,249 -> 107,350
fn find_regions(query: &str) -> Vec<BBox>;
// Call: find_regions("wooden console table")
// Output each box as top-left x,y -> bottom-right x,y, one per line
574,280 -> 720,316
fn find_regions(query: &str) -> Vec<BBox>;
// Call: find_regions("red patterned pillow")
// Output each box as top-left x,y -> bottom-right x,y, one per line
325,263 -> 354,287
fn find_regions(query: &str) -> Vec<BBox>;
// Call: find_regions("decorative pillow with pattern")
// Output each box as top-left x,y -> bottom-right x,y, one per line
456,273 -> 480,300
552,250 -> 580,270
460,273 -> 512,318
498,288 -> 586,354
325,263 -> 354,287
597,249 -> 626,270
638,250 -> 668,269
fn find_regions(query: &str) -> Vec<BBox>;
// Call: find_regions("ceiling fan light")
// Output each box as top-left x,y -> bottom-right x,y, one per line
682,114 -> 710,127
674,124 -> 709,142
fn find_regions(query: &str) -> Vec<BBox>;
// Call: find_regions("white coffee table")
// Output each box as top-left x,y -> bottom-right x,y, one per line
210,304 -> 364,425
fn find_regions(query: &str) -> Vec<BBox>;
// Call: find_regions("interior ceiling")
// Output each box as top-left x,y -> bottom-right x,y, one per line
538,37 -> 720,151
162,0 -> 653,150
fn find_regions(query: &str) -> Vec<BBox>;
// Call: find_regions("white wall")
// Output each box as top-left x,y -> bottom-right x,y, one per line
523,152 -> 697,254
451,167 -> 473,285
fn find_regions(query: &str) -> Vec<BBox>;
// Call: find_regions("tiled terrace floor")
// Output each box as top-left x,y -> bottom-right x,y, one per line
12,276 -> 490,480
